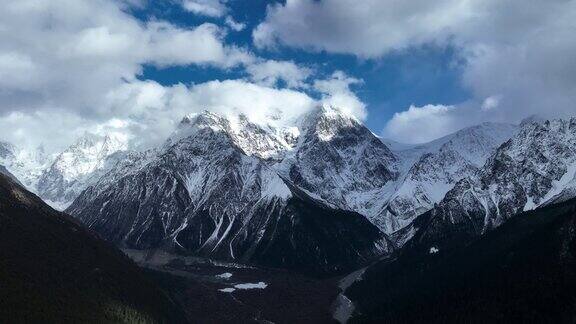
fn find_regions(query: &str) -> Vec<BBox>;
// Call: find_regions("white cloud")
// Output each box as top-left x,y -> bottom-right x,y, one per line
182,79 -> 317,124
99,79 -> 318,148
0,0 -> 256,151
225,16 -> 246,32
102,76 -> 370,148
118,0 -> 147,9
246,60 -> 312,88
145,22 -> 252,67
0,52 -> 37,89
182,0 -> 227,17
0,0 -> 249,111
383,104 -> 463,144
0,73 -> 364,153
0,0 -> 370,154
314,71 -> 366,120
481,95 -> 501,111
255,0 -> 576,142
0,110 -> 96,153
254,0 -> 474,57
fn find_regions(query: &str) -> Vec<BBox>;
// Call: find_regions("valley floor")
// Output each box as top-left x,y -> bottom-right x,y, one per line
125,249 -> 342,324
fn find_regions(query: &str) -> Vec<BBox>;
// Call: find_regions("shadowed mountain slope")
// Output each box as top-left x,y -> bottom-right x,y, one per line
0,173 -> 187,323
346,198 -> 576,323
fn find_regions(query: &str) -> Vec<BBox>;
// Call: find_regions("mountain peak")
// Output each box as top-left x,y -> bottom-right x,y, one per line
519,114 -> 546,127
304,105 -> 358,124
298,106 -> 362,142
63,132 -> 127,160
73,132 -> 103,148
167,111 -> 231,147
172,107 -> 362,147
180,110 -> 227,127
170,110 -> 302,159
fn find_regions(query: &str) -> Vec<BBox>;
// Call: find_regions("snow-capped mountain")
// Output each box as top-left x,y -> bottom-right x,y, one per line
68,111 -> 392,275
0,141 -> 51,191
166,112 -> 299,161
64,107 -> 530,273
37,133 -> 127,209
9,103 -> 571,275
382,122 -> 518,233
273,106 -> 399,229
1,108 -> 525,246
404,117 -> 576,250
394,122 -> 519,168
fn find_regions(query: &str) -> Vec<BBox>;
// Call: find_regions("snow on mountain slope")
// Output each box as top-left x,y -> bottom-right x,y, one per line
0,108 -> 520,242
37,133 -> 127,209
0,141 -> 52,191
67,111 -> 392,275
381,122 -> 518,233
380,138 -> 417,152
407,117 -> 576,249
0,141 -> 14,160
274,106 -> 399,227
390,122 -> 518,171
543,164 -> 576,205
64,108 -> 523,258
169,107 -> 401,232
166,112 -> 298,161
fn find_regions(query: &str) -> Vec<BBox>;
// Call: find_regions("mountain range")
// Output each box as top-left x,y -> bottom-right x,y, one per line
3,107 -> 576,275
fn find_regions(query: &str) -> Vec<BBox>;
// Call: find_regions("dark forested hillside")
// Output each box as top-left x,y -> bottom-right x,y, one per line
0,173 -> 187,323
0,165 -> 21,186
346,198 -> 576,323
